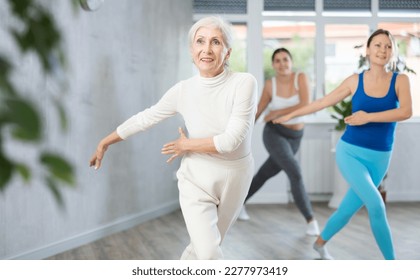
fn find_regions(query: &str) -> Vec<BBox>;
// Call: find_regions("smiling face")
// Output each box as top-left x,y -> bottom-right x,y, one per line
366,33 -> 394,67
191,26 -> 231,78
272,51 -> 293,75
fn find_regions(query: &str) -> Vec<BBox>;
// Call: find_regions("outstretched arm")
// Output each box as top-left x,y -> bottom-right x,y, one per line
90,82 -> 181,169
273,74 -> 356,124
89,131 -> 123,170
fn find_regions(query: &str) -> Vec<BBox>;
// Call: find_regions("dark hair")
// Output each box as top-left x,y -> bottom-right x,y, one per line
366,29 -> 398,71
271,48 -> 293,62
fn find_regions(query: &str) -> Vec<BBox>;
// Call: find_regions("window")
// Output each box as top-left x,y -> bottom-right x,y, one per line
379,0 -> 420,10
378,22 -> 420,116
264,0 -> 315,12
230,24 -> 247,73
323,0 -> 370,11
193,0 -> 247,14
324,24 -> 370,93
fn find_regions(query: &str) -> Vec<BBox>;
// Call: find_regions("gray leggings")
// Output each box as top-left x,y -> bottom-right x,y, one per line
245,122 -> 314,221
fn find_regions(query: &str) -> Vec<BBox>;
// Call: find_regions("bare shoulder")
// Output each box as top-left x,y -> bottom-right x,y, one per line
339,74 -> 359,94
396,73 -> 410,85
344,73 -> 359,84
395,73 -> 411,97
261,78 -> 272,93
296,71 -> 307,78
296,72 -> 309,83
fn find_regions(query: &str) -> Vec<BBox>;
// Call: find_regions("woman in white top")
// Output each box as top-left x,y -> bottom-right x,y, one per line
89,16 -> 258,259
239,48 -> 319,236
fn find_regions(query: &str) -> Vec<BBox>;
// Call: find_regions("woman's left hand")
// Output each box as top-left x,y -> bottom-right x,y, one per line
161,127 -> 188,163
344,110 -> 369,126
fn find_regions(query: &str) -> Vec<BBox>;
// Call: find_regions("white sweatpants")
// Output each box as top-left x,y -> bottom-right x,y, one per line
177,153 -> 254,260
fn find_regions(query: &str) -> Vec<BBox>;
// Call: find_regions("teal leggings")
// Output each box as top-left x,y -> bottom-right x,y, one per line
321,139 -> 395,260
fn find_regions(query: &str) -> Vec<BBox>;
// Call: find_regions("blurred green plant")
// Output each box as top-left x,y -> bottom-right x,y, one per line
330,98 -> 353,131
0,0 -> 79,205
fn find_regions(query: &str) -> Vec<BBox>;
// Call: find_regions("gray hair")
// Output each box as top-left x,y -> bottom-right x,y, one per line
188,16 -> 234,50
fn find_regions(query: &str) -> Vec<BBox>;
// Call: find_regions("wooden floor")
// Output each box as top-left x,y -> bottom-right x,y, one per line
47,202 -> 420,260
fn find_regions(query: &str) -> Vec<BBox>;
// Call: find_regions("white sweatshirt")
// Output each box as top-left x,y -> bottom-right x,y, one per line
116,70 -> 258,161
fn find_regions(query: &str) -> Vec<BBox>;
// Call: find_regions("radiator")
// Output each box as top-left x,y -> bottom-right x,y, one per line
298,138 -> 334,194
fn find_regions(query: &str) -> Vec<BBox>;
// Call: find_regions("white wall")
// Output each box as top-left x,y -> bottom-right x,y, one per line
0,0 -> 193,259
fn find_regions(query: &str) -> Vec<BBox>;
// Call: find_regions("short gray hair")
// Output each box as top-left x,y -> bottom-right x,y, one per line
188,16 -> 233,50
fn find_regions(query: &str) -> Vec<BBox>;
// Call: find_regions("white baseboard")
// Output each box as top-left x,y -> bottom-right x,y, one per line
9,201 -> 180,260
246,193 -> 289,204
387,191 -> 420,202
246,192 -> 331,204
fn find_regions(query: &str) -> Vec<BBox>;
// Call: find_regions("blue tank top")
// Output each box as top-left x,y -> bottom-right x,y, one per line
341,71 -> 399,151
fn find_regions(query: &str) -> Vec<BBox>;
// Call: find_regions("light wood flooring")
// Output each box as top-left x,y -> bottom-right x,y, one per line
47,202 -> 420,260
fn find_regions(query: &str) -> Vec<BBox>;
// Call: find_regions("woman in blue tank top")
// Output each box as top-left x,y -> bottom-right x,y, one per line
273,29 -> 412,260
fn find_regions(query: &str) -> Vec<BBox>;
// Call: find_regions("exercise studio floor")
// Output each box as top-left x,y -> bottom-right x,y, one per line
47,202 -> 420,260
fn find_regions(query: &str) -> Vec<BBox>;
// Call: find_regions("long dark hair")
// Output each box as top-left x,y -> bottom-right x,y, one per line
271,47 -> 293,62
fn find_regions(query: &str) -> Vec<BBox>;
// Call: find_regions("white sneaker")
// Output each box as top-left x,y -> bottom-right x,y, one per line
238,206 -> 250,221
313,243 -> 334,260
306,220 -> 320,236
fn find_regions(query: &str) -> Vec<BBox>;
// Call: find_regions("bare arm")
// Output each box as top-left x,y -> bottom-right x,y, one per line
255,80 -> 272,121
273,74 -> 356,124
344,74 -> 412,126
89,131 -> 123,169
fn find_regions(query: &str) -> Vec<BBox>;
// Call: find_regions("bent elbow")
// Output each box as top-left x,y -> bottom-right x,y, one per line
216,141 -> 241,154
214,135 -> 242,154
403,107 -> 413,120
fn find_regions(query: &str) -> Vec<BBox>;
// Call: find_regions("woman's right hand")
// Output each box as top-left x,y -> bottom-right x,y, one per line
89,144 -> 108,170
273,114 -> 292,124
89,131 -> 123,170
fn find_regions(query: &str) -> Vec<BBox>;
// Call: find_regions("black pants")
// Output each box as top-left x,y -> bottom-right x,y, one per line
245,122 -> 314,221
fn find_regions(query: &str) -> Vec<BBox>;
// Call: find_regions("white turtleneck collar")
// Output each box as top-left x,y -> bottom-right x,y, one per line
198,69 -> 230,87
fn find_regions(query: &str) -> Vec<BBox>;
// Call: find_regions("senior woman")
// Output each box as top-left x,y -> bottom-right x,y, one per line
89,16 -> 258,260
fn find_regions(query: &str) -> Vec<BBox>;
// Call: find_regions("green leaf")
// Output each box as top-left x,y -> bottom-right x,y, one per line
0,56 -> 11,77
332,105 -> 345,115
0,155 -> 14,190
0,57 -> 15,97
15,163 -> 31,182
4,98 -> 42,141
8,0 -> 32,19
45,176 -> 64,207
53,98 -> 68,131
40,152 -> 75,185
